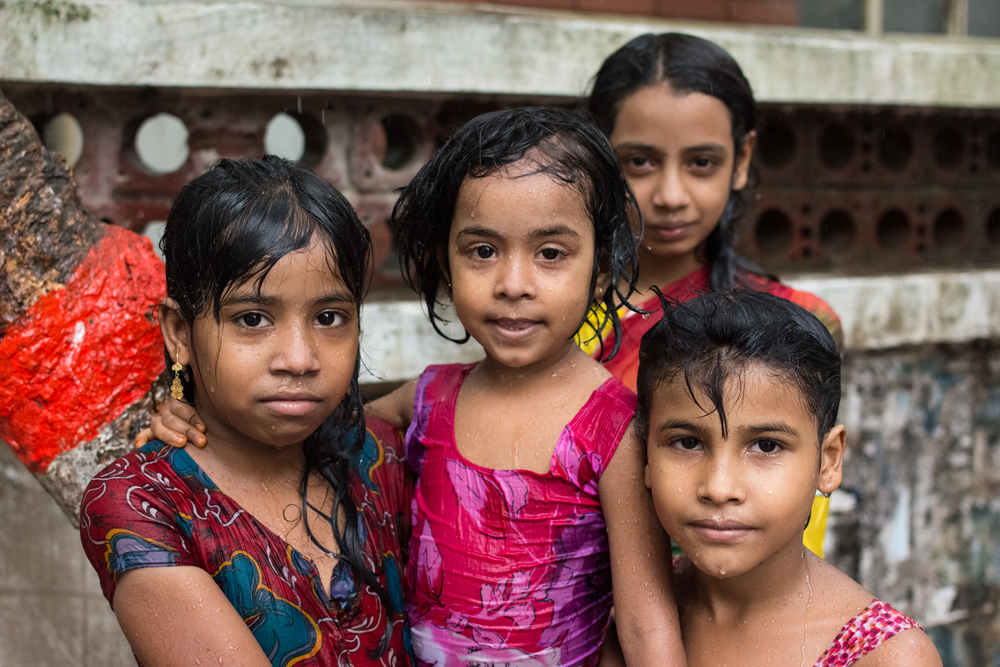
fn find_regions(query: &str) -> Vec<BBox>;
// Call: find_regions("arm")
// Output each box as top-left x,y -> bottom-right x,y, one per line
113,566 -> 273,667
365,377 -> 418,431
600,424 -> 687,667
135,396 -> 207,448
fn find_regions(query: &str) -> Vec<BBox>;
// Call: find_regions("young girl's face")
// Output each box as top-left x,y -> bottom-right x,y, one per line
611,83 -> 755,275
644,364 -> 843,580
447,162 -> 600,370
167,238 -> 359,451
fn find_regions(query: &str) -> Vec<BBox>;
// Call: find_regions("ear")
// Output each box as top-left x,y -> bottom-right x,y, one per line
817,424 -> 846,496
731,129 -> 757,192
158,298 -> 193,367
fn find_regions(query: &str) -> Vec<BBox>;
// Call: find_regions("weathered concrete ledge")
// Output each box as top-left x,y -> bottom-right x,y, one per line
2,0 -> 1000,106
358,270 -> 1000,383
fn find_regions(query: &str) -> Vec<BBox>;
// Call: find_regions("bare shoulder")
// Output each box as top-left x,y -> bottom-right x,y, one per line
852,626 -> 942,667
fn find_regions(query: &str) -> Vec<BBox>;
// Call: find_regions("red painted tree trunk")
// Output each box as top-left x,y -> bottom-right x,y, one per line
0,94 -> 166,522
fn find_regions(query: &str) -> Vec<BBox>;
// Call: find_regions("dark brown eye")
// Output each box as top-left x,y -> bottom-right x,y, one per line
541,248 -> 560,260
241,312 -> 263,327
475,245 -> 494,259
317,311 -> 343,326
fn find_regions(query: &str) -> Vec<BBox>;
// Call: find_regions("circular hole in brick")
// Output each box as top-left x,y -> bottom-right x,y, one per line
932,208 -> 964,249
819,209 -> 856,254
986,131 -> 1000,169
754,209 -> 793,257
377,113 -> 422,171
819,123 -> 854,169
876,208 -> 911,251
265,112 -> 305,161
933,126 -> 963,169
987,208 -> 1000,246
135,113 -> 189,175
265,112 -> 327,167
758,119 -> 796,169
39,112 -> 84,168
878,124 -> 913,171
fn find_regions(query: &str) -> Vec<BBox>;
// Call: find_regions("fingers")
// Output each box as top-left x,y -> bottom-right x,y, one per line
134,428 -> 153,449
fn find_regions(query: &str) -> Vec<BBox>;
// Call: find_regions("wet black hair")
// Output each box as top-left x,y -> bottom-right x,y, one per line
389,106 -> 640,360
588,32 -> 767,290
161,155 -> 397,656
635,289 -> 841,446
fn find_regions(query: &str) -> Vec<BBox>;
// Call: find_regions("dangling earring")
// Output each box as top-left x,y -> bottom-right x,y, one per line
170,362 -> 184,401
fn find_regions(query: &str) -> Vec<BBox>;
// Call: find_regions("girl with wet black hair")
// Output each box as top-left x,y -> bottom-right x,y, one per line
635,289 -> 940,667
81,156 -> 414,666
371,106 -> 685,666
580,32 -> 842,391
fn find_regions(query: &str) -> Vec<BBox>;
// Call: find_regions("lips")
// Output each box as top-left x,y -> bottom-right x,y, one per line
489,318 -> 541,338
645,220 -> 696,241
689,518 -> 754,542
261,392 -> 323,417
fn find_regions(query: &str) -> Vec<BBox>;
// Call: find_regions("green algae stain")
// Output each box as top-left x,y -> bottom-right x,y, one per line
8,0 -> 93,25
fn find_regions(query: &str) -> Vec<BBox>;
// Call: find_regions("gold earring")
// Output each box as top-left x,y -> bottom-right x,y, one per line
170,362 -> 184,401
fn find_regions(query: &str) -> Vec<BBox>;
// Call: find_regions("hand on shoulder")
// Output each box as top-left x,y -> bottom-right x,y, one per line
134,396 -> 206,449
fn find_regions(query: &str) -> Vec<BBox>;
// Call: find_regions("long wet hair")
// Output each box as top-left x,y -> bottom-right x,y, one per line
161,155 -> 397,656
389,106 -> 641,360
588,32 -> 767,290
635,289 -> 841,446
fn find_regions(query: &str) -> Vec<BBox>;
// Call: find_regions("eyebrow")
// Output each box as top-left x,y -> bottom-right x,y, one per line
454,224 -> 582,241
615,141 -> 728,155
222,291 -> 355,307
655,418 -> 800,439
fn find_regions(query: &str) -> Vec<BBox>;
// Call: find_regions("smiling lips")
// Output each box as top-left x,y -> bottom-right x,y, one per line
490,317 -> 541,337
690,519 -> 754,542
261,392 -> 323,417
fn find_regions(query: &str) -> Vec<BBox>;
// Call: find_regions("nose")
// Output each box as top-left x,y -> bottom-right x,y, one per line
697,451 -> 745,506
494,254 -> 536,300
271,323 -> 321,375
650,164 -> 690,211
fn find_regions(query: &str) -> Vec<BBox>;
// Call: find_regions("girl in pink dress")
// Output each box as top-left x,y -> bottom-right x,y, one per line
635,288 -> 941,667
372,106 -> 685,666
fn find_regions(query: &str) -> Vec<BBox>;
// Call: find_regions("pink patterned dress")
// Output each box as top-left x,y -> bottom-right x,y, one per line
403,364 -> 636,667
815,600 -> 920,666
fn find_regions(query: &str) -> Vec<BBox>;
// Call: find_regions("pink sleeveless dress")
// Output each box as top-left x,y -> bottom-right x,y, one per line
815,600 -> 921,666
403,363 -> 636,667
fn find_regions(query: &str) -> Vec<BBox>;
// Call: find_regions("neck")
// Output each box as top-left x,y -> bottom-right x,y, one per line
689,542 -> 815,624
186,416 -> 308,488
634,248 -> 704,299
475,340 -> 598,391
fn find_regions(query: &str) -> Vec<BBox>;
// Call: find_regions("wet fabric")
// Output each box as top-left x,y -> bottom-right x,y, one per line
576,265 -> 844,393
80,419 -> 415,667
404,363 -> 636,667
815,599 -> 920,666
